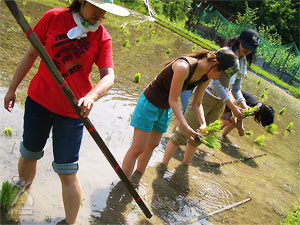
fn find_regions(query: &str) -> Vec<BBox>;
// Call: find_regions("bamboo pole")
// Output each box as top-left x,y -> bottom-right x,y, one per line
179,198 -> 251,224
3,0 -> 152,218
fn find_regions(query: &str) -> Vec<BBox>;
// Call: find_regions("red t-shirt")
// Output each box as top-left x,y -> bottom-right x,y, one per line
28,8 -> 113,118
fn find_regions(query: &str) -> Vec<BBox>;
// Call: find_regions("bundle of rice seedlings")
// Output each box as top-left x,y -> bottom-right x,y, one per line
198,120 -> 222,150
286,122 -> 294,132
279,108 -> 286,115
0,181 -> 18,210
257,80 -> 261,85
266,123 -> 278,134
254,135 -> 265,147
245,130 -> 253,136
1,127 -> 13,136
242,106 -> 258,117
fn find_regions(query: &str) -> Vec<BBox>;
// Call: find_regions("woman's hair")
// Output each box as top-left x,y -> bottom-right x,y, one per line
164,49 -> 217,67
68,0 -> 81,12
255,104 -> 274,127
224,36 -> 254,66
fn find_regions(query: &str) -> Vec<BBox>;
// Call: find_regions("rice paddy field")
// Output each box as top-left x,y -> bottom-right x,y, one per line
0,1 -> 299,224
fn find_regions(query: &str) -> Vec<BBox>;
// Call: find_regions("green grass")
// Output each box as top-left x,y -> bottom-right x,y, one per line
280,202 -> 300,225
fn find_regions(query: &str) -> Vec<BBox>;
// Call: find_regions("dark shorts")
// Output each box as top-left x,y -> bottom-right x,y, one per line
20,96 -> 83,174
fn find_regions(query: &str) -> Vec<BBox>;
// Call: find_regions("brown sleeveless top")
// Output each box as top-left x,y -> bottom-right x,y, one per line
143,57 -> 209,109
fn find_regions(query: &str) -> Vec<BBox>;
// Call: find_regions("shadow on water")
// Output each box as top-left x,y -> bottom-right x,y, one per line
90,171 -> 148,225
151,163 -> 191,224
161,136 -> 221,174
220,136 -> 258,168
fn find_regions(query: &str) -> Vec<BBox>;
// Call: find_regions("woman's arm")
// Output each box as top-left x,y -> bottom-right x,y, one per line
231,78 -> 248,109
191,80 -> 210,130
78,67 -> 114,117
4,45 -> 38,112
169,60 -> 199,140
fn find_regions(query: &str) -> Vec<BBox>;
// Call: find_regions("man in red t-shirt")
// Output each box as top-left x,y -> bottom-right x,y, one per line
4,0 -> 129,224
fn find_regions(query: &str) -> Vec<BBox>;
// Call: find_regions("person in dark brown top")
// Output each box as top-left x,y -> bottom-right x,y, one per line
122,49 -> 239,178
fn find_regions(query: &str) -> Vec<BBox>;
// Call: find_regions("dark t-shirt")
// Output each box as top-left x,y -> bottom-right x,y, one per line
144,57 -> 208,109
242,90 -> 259,107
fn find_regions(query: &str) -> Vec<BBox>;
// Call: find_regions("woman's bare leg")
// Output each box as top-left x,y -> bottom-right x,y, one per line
136,130 -> 163,174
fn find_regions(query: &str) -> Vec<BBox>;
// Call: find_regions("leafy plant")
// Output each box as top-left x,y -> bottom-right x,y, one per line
245,130 -> 253,136
123,40 -> 129,47
286,122 -> 293,132
24,16 -> 32,24
134,73 -> 141,83
1,127 -> 13,136
166,48 -> 172,55
280,202 -> 300,225
257,80 -> 261,85
0,181 -> 18,210
135,37 -> 141,44
199,120 -> 222,150
260,92 -> 267,99
242,106 -> 258,117
254,135 -> 265,147
279,108 -> 286,115
266,123 -> 278,134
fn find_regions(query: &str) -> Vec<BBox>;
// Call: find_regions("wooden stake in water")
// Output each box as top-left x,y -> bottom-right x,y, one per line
178,198 -> 251,224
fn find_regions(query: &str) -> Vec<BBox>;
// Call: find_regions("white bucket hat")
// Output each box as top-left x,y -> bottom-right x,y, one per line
86,0 -> 130,16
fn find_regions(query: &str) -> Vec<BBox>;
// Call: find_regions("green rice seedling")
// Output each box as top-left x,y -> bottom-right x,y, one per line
257,80 -> 261,85
148,23 -> 153,28
134,73 -> 141,83
260,92 -> 267,99
279,108 -> 286,115
123,40 -> 129,47
123,29 -> 128,35
166,48 -> 172,55
265,86 -> 269,91
198,120 -> 222,150
202,120 -> 222,134
135,38 -> 141,44
286,122 -> 293,132
200,134 -> 221,150
266,123 -> 278,134
134,24 -> 140,31
242,106 -> 258,117
120,24 -> 125,30
0,181 -> 18,210
281,201 -> 300,225
245,130 -> 253,136
254,135 -> 265,147
1,127 -> 13,136
151,30 -> 156,36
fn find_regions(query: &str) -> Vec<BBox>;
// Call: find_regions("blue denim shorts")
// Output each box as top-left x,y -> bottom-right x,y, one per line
130,92 -> 172,133
20,96 -> 83,174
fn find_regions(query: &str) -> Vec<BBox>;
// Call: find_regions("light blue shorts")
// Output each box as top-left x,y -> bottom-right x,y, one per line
130,92 -> 172,133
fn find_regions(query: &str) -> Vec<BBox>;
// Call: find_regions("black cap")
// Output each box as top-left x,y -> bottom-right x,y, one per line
215,48 -> 239,88
239,29 -> 261,53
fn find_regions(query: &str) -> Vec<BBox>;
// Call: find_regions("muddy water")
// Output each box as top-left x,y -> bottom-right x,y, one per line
0,1 -> 299,225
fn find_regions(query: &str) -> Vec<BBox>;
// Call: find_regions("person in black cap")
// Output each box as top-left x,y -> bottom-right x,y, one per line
122,49 -> 239,178
220,90 -> 274,137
